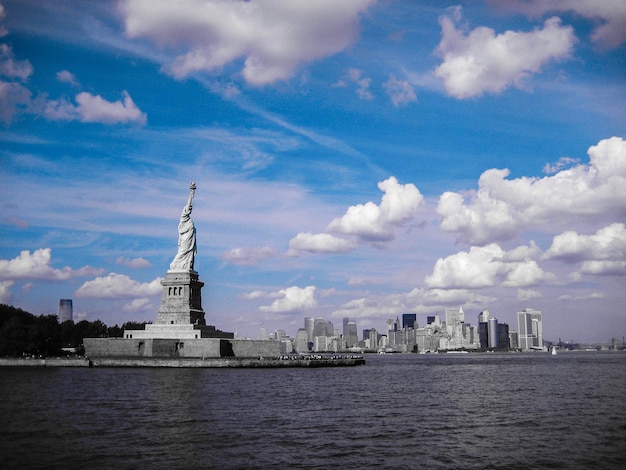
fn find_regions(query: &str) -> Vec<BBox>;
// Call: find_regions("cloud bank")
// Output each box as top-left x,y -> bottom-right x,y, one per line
258,285 -> 317,313
120,0 -> 375,85
75,273 -> 162,299
435,7 -> 576,98
0,249 -> 103,281
45,91 -> 147,125
489,0 -> 626,48
425,242 -> 551,290
544,223 -> 626,276
438,137 -> 626,245
288,176 -> 424,256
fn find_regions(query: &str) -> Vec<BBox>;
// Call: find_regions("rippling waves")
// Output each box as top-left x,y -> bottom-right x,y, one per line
1,352 -> 625,469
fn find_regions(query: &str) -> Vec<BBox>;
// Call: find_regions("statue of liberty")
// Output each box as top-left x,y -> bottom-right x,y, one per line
170,182 -> 197,271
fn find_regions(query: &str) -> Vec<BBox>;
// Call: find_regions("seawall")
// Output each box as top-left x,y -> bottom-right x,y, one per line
0,358 -> 90,367
91,356 -> 366,368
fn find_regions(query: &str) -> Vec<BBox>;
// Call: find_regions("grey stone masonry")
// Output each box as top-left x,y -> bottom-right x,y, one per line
155,270 -> 206,325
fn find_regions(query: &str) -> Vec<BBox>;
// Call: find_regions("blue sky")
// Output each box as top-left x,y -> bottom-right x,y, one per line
1,0 -> 625,343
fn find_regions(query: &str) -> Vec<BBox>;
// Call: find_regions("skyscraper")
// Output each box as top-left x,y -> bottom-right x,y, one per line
58,299 -> 73,323
478,309 -> 490,323
343,317 -> 358,348
445,306 -> 464,336
314,317 -> 327,338
294,329 -> 308,353
402,313 -> 417,329
488,317 -> 499,349
304,317 -> 314,345
478,321 -> 489,349
517,308 -> 543,350
497,323 -> 510,349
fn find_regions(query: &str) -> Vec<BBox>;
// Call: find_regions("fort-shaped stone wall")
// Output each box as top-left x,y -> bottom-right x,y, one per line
84,337 -> 279,359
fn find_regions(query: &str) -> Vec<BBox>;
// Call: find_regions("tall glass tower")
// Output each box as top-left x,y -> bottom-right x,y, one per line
58,299 -> 73,323
517,308 -> 543,350
343,317 -> 358,348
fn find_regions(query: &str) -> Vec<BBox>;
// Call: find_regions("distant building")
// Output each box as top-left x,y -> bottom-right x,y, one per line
314,317 -> 327,338
497,323 -> 510,349
58,299 -> 73,323
478,309 -> 490,323
363,328 -> 379,350
488,317 -> 499,349
402,313 -> 417,329
343,317 -> 358,349
517,308 -> 543,350
478,321 -> 489,349
304,317 -> 314,345
294,329 -> 308,353
440,306 -> 479,350
445,306 -> 465,335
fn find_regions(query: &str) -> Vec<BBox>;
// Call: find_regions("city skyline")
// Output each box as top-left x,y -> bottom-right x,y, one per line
1,1 -> 625,343
270,307 -> 545,353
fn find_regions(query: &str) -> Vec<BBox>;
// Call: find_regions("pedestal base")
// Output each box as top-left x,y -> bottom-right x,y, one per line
155,270 -> 206,325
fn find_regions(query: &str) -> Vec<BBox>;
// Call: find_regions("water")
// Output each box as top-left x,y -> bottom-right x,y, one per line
1,352 -> 625,469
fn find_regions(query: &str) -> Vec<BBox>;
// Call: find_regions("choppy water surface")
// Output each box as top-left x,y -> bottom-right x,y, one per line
1,352 -> 625,469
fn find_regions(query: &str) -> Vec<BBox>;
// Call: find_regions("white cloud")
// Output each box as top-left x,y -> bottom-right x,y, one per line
56,70 -> 80,87
543,156 -> 579,174
288,232 -> 356,256
75,273 -> 162,299
383,75 -> 416,107
490,0 -> 626,48
503,241 -> 542,262
0,280 -> 14,303
517,288 -> 542,302
220,246 -> 277,266
543,223 -> 626,264
434,7 -> 576,99
259,285 -> 317,313
240,290 -> 266,301
502,259 -> 547,287
425,244 -> 506,289
425,243 -> 551,289
558,292 -> 605,301
348,276 -> 378,286
327,176 -> 425,242
347,68 -> 373,100
438,137 -> 626,245
543,223 -> 626,276
408,288 -> 497,309
331,295 -> 404,320
0,248 -> 103,281
0,80 -> 31,123
0,16 -> 33,123
116,256 -> 152,268
44,91 -> 147,125
122,297 -> 154,313
580,260 -> 626,276
120,0 -> 375,85
0,43 -> 33,80
0,4 -> 7,37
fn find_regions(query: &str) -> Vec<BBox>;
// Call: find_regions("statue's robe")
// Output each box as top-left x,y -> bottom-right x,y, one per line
170,204 -> 196,271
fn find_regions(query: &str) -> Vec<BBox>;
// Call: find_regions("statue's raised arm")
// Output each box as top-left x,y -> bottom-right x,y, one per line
169,182 -> 197,271
184,181 -> 196,214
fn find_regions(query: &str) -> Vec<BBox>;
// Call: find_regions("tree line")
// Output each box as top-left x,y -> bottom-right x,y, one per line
0,304 -> 148,357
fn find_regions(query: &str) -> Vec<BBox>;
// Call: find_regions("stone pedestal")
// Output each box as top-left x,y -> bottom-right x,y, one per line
155,270 -> 206,325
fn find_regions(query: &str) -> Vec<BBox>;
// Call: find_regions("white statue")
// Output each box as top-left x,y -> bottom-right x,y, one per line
170,182 -> 197,271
